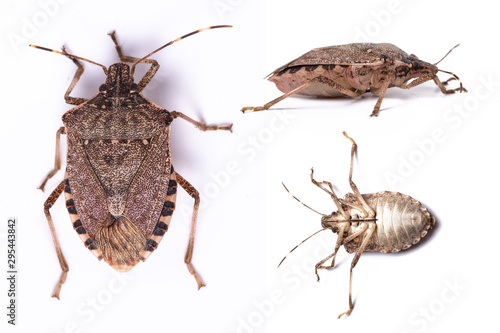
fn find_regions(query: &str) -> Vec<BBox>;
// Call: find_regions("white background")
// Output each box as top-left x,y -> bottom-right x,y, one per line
1,0 -> 499,332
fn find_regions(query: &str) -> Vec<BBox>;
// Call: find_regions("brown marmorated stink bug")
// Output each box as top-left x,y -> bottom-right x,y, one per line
242,43 -> 466,116
279,132 -> 435,318
32,25 -> 232,299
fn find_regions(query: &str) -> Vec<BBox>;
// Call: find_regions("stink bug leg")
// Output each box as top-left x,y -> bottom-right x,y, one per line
36,26 -> 232,298
43,180 -> 69,299
108,31 -> 159,92
175,172 -> 204,288
278,133 -> 435,317
241,75 -> 362,112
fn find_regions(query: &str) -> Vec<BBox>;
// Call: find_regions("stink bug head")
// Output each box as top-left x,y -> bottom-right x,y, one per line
406,43 -> 465,92
407,57 -> 438,79
100,63 -> 137,97
321,212 -> 344,230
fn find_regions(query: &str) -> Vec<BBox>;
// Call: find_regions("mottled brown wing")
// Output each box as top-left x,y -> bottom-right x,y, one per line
66,131 -> 109,238
124,128 -> 171,236
63,97 -> 173,271
270,43 -> 409,75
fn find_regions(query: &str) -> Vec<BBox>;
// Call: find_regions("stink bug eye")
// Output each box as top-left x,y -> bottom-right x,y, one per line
130,83 -> 139,92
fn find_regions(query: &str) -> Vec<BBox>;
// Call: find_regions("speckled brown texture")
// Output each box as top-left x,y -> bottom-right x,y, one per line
273,43 -> 416,70
39,28 -> 232,297
268,43 -> 436,97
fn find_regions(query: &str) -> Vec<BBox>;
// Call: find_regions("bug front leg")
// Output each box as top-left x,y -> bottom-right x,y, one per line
432,75 -> 467,94
39,127 -> 66,192
310,168 -> 351,220
399,74 -> 466,95
43,180 -> 69,299
175,172 -> 205,289
108,31 -> 159,92
172,111 -> 233,132
61,47 -> 89,105
314,222 -> 349,281
338,222 -> 376,319
318,222 -> 369,284
29,45 -> 89,105
242,76 -> 361,113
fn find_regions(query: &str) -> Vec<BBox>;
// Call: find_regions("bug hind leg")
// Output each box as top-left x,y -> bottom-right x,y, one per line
343,132 -> 375,218
338,221 -> 376,319
241,75 -> 361,113
43,180 -> 69,299
175,172 -> 205,289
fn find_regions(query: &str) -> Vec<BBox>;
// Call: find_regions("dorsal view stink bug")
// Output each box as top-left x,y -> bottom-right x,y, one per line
279,132 -> 435,317
242,43 -> 466,116
33,26 -> 232,299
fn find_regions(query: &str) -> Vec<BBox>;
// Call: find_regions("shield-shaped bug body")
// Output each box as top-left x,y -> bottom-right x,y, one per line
34,26 -> 232,299
280,132 -> 435,317
242,43 -> 466,116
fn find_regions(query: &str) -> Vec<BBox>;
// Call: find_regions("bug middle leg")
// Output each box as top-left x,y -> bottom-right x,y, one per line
338,221 -> 376,319
43,180 -> 69,299
172,111 -> 233,132
39,127 -> 66,192
370,74 -> 393,117
175,172 -> 205,289
241,76 -> 361,113
108,31 -> 159,92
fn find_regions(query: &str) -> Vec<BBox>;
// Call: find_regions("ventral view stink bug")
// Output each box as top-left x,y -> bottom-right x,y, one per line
242,43 -> 466,116
33,25 -> 232,299
279,132 -> 435,317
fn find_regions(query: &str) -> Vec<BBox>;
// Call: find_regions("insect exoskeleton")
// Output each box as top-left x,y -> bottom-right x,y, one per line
280,132 -> 435,318
242,43 -> 466,116
322,191 -> 434,254
34,26 -> 232,299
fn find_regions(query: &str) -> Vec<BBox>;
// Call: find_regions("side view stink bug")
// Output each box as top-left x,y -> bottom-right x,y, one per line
33,26 -> 232,299
279,132 -> 435,317
242,43 -> 466,116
